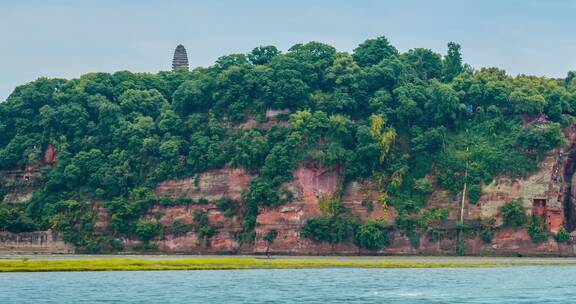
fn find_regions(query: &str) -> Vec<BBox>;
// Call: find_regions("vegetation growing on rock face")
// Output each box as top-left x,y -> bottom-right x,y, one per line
215,197 -> 238,218
171,220 -> 191,237
354,221 -> 390,250
480,219 -> 496,244
526,217 -> 548,243
263,230 -> 278,244
555,227 -> 570,243
0,36 -> 574,251
502,200 -> 527,227
193,211 -> 215,240
300,215 -> 357,244
135,220 -> 162,243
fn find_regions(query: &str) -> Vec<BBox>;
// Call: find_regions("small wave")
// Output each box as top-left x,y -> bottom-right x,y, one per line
397,291 -> 423,297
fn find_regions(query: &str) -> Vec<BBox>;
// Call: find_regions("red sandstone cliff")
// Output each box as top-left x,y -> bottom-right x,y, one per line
4,142 -> 576,256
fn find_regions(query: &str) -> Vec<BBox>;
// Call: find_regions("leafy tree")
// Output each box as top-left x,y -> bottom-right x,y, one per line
424,80 -> 463,126
172,76 -> 215,115
325,53 -> 362,94
214,54 -> 250,70
243,178 -> 279,207
187,132 -> 225,173
264,56 -> 311,108
248,46 -> 280,65
509,86 -> 547,115
353,36 -> 398,67
119,89 -> 168,119
402,48 -> 443,81
287,41 -> 337,88
229,130 -> 269,172
0,206 -> 37,232
443,42 -> 463,81
516,123 -> 565,154
157,107 -> 184,134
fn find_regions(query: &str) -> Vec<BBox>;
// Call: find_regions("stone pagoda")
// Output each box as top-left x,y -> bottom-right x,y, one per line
172,44 -> 189,71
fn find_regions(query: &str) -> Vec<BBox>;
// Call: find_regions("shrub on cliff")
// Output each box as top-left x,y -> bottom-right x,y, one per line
526,217 -> 548,243
301,216 -> 357,244
361,200 -> 374,213
216,197 -> 238,218
171,220 -> 191,237
414,178 -> 433,194
555,227 -> 570,243
242,179 -> 280,207
135,220 -> 162,242
468,184 -> 481,204
395,212 -> 420,246
193,211 -> 215,239
263,230 -> 279,244
354,221 -> 390,250
480,227 -> 494,243
502,199 -> 527,227
480,219 -> 496,244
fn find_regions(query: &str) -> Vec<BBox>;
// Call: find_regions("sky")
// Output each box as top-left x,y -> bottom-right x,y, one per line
1,0 -> 576,101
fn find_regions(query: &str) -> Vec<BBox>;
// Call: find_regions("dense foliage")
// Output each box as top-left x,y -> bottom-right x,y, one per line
1,36 -> 575,251
502,199 -> 527,227
354,221 -> 390,250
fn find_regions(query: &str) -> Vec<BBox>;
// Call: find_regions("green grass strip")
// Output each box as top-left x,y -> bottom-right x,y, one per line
0,257 -> 570,272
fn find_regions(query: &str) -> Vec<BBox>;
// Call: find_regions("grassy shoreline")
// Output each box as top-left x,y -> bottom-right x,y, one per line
0,257 -> 574,272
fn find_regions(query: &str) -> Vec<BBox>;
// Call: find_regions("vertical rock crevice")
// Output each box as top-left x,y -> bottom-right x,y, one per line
566,171 -> 576,231
563,130 -> 576,231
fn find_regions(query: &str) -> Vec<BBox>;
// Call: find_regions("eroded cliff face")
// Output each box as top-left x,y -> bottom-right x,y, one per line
0,167 -> 42,205
132,204 -> 244,254
478,152 -> 565,232
127,167 -> 252,253
155,167 -> 252,201
1,144 -> 56,205
142,156 -> 576,256
255,166 -> 355,254
5,138 -> 576,255
182,141 -> 576,256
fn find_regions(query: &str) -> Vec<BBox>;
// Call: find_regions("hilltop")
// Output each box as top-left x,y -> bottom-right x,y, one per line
1,37 -> 576,255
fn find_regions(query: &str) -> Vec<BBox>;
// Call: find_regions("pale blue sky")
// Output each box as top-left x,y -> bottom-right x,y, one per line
2,0 -> 576,101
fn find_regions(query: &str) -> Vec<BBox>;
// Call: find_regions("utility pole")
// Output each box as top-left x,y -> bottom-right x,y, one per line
460,146 -> 469,224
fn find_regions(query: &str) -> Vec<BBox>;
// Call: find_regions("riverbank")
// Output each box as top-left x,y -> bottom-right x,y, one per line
2,255 -> 576,272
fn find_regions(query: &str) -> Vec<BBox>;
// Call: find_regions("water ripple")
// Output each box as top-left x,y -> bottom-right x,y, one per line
0,267 -> 574,303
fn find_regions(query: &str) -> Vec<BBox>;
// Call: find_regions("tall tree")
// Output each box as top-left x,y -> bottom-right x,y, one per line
443,42 -> 463,81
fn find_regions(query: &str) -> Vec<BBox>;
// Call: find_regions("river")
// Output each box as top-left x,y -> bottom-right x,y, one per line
1,266 -> 575,303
